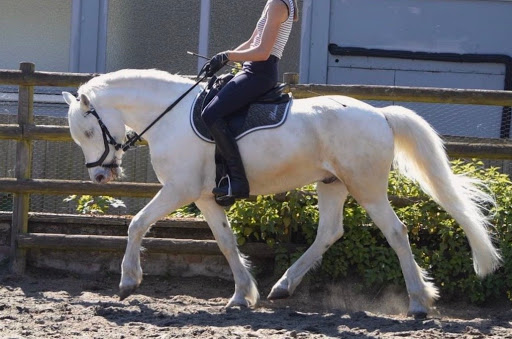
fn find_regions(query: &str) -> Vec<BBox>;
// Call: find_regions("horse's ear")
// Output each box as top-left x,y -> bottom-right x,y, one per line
79,94 -> 91,111
62,92 -> 76,106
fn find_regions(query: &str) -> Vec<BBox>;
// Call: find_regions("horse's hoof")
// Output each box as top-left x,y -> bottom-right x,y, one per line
407,311 -> 428,319
267,287 -> 290,300
226,298 -> 250,308
119,285 -> 139,301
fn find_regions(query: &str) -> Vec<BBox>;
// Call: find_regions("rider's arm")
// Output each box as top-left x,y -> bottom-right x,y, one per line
233,28 -> 258,51
226,0 -> 288,62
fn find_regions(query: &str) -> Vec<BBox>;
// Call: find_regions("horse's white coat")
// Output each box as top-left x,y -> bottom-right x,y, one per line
63,69 -> 501,315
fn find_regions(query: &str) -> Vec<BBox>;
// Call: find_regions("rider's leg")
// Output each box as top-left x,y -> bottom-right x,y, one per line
208,118 -> 250,198
201,70 -> 275,199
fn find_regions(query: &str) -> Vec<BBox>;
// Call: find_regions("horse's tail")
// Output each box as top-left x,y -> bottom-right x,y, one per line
380,105 -> 501,277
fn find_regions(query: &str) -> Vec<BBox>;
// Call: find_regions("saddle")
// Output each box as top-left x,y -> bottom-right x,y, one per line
190,73 -> 293,207
190,73 -> 292,143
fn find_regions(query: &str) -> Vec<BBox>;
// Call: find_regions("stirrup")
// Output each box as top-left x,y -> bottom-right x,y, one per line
214,194 -> 235,207
213,175 -> 236,207
213,174 -> 233,199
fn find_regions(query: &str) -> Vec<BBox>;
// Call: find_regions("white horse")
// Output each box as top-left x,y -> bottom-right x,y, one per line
62,69 -> 500,317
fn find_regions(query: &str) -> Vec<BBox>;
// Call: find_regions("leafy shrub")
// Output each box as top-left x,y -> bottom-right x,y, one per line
171,203 -> 201,218
64,195 -> 126,215
226,159 -> 512,303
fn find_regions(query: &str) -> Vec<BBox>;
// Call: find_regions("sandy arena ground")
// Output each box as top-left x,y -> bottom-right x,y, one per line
1,264 -> 511,338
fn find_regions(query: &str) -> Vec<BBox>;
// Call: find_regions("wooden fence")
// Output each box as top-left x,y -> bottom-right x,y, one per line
2,62 -> 512,274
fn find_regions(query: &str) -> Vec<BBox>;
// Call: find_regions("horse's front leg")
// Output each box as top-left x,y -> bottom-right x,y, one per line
195,197 -> 260,308
119,185 -> 194,300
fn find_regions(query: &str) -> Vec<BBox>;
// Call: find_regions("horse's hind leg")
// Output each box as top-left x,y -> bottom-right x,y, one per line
355,194 -> 439,317
195,197 -> 259,308
268,181 -> 348,300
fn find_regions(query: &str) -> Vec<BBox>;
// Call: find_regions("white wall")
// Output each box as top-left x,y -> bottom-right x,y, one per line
329,0 -> 511,55
302,0 -> 511,84
0,0 -> 71,71
301,0 -> 512,138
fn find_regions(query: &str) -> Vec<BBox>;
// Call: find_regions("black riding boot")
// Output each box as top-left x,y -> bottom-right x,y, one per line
208,119 -> 250,199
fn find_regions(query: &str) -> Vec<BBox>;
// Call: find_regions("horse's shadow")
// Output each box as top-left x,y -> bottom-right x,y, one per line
78,297 -> 511,338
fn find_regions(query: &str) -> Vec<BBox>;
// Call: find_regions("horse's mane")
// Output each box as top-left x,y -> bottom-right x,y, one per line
78,69 -> 195,98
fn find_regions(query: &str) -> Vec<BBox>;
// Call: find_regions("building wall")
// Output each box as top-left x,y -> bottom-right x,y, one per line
106,0 -> 201,74
0,0 -> 71,71
301,0 -> 512,138
302,0 -> 511,84
329,0 -> 511,56
107,0 -> 302,78
0,0 -> 303,77
209,0 -> 303,79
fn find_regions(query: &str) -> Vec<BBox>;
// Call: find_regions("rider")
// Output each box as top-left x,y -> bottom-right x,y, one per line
200,0 -> 298,200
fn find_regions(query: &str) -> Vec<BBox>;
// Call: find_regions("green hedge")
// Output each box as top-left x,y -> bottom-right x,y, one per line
226,159 -> 512,303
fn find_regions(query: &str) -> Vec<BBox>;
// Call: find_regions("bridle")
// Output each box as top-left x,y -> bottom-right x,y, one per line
82,74 -> 206,169
84,108 -> 123,168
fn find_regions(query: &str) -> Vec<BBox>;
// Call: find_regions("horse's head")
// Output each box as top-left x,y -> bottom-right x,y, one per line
63,91 -> 125,184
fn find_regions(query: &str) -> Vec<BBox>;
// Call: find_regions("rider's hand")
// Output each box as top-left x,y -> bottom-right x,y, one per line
198,52 -> 230,78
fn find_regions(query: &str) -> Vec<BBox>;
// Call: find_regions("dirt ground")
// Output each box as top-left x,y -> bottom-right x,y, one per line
1,263 -> 512,339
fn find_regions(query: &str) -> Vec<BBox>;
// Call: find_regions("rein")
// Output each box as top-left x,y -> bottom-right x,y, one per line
85,75 -> 207,168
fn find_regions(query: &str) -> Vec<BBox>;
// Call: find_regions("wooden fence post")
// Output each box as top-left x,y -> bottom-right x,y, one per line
10,62 -> 35,274
283,72 -> 299,85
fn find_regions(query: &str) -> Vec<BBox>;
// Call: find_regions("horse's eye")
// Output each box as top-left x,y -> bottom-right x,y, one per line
84,129 -> 94,138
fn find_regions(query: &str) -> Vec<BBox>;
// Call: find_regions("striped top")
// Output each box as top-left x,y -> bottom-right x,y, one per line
251,0 -> 294,60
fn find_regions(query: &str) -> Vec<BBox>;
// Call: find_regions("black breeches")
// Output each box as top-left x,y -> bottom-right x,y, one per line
201,57 -> 279,128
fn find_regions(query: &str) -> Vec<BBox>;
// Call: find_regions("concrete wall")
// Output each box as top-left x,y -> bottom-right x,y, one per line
107,0 -> 303,79
106,0 -> 201,74
0,0 -> 302,77
0,0 -> 71,71
209,0 -> 303,79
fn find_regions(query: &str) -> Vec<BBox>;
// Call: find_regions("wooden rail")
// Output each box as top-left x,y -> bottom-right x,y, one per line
443,136 -> 512,159
1,64 -> 512,274
1,125 -> 511,159
0,178 -> 161,197
17,233 -> 278,258
0,68 -> 95,87
288,83 -> 512,106
2,68 -> 512,105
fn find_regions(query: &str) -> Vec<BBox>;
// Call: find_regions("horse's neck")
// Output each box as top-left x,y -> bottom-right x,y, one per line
99,80 -> 200,141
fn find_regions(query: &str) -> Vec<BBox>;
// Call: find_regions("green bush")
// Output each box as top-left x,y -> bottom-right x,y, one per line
64,195 -> 126,215
226,159 -> 512,303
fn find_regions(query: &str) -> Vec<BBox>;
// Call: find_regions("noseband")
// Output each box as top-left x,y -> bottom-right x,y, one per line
82,74 -> 206,169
